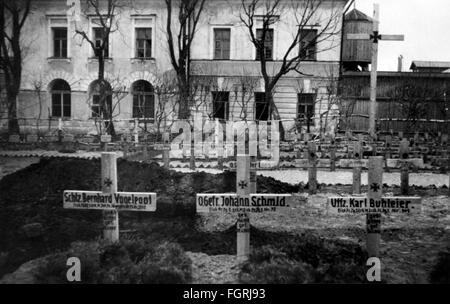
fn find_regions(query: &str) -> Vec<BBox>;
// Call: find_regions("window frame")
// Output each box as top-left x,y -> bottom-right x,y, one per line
47,16 -> 70,59
52,27 -> 68,58
299,29 -> 318,61
92,27 -> 110,58
135,27 -> 153,59
297,93 -> 316,125
211,91 -> 230,120
91,94 -> 113,119
132,81 -> 155,120
213,28 -> 231,60
50,80 -> 71,118
255,28 -> 274,61
254,92 -> 271,121
131,16 -> 156,60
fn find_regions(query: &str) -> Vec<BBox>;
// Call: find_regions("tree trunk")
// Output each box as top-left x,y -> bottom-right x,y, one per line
265,86 -> 285,140
97,53 -> 116,137
178,75 -> 191,120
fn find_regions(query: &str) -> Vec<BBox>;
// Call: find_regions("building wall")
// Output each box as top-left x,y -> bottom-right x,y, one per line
2,0 -> 348,136
340,72 -> 450,133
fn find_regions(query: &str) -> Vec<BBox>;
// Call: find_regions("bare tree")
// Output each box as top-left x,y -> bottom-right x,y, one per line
316,65 -> 340,137
73,0 -> 130,136
0,0 -> 32,134
85,73 -> 127,137
164,0 -> 206,119
238,0 -> 341,138
153,69 -> 179,139
231,71 -> 259,121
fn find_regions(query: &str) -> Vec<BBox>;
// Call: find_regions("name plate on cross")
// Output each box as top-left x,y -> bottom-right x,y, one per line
64,190 -> 157,211
196,194 -> 292,213
327,196 -> 421,214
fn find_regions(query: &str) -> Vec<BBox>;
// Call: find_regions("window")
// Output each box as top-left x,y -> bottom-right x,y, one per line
213,28 -> 230,60
256,29 -> 273,61
90,80 -> 112,118
132,80 -> 155,119
92,95 -> 112,118
51,80 -> 71,118
48,17 -> 69,59
299,29 -> 317,61
255,92 -> 270,121
53,28 -> 67,58
135,28 -> 152,58
297,93 -> 315,124
212,91 -> 229,119
93,27 -> 109,58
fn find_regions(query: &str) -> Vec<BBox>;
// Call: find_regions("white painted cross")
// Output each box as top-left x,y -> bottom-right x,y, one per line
196,154 -> 292,260
63,152 -> 157,242
347,4 -> 404,139
327,156 -> 421,257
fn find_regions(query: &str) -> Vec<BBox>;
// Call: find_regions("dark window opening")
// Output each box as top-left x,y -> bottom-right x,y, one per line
212,91 -> 229,120
93,27 -> 109,58
51,79 -> 71,118
53,27 -> 67,58
136,28 -> 152,58
256,29 -> 273,61
255,92 -> 270,121
299,29 -> 317,61
214,28 -> 230,60
132,80 -> 154,119
297,93 -> 315,128
92,95 -> 113,118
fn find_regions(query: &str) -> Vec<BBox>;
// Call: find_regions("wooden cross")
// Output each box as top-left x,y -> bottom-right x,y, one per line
63,152 -> 157,242
347,4 -> 405,139
352,139 -> 363,194
328,156 -> 421,257
196,154 -> 292,260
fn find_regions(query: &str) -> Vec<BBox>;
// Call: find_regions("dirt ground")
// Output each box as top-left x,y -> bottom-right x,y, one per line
0,156 -> 448,283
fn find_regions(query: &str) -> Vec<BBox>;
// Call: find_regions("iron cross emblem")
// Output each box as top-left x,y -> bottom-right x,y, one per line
370,31 -> 382,43
238,180 -> 248,189
104,178 -> 113,188
370,183 -> 380,192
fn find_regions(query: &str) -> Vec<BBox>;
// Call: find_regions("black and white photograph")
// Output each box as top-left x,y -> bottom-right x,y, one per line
0,0 -> 449,292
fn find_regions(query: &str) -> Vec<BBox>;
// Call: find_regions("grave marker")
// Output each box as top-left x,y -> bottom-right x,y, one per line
196,154 -> 292,260
329,137 -> 337,172
8,134 -> 20,143
134,118 -> 139,143
63,152 -> 157,242
399,139 -> 411,195
163,131 -> 170,168
26,134 -> 38,143
328,156 -> 421,257
307,141 -> 318,194
101,134 -> 111,152
352,140 -> 362,194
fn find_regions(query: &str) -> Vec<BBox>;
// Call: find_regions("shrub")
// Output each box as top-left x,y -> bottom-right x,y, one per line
239,242 -> 366,284
35,239 -> 192,284
430,247 -> 450,283
239,246 -> 315,284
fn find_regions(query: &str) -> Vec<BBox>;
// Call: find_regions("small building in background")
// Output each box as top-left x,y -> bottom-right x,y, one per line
340,9 -> 450,135
410,61 -> 450,73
